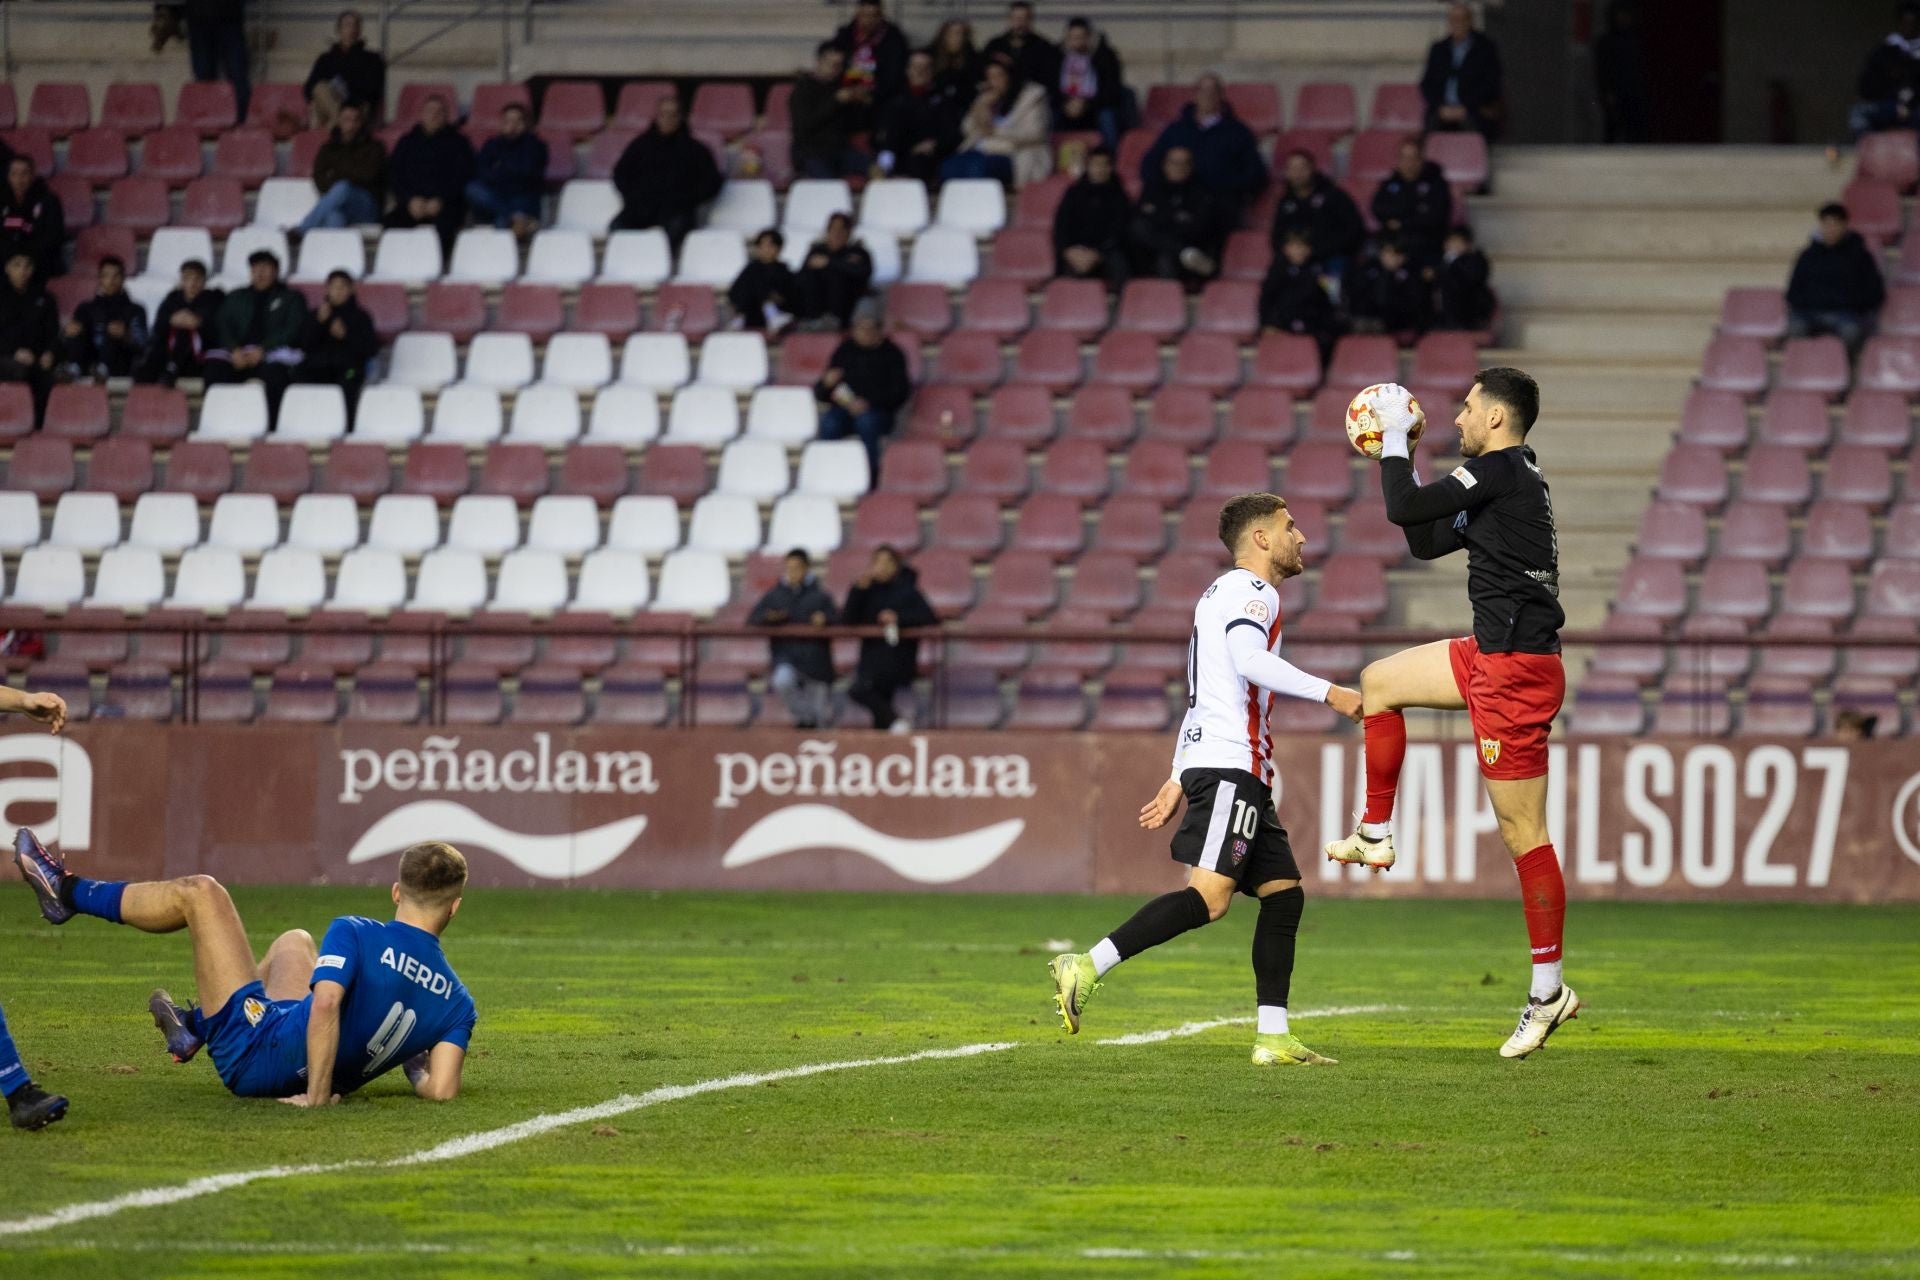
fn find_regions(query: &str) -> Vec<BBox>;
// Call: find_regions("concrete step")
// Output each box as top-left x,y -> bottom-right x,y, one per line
1486,255 -> 1787,310
1489,145 -> 1846,207
1502,310 -> 1716,360
1472,203 -> 1816,259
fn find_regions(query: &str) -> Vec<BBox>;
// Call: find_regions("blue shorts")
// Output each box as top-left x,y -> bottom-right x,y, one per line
203,980 -> 311,1099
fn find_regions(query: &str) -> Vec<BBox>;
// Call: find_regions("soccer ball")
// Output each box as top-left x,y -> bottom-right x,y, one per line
1345,383 -> 1426,459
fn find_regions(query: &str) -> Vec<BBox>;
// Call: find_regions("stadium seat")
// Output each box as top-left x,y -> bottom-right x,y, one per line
876,439 -> 950,502
601,496 -> 679,558
1169,332 -> 1242,395
262,384 -> 347,447
1718,287 -> 1789,342
635,443 -> 712,504
1088,330 -> 1163,393
65,127 -> 129,182
846,492 -> 923,555
936,178 -> 1008,234
101,81 -> 164,136
1054,384 -> 1131,447
476,442 -> 549,507
673,229 -> 748,287
386,332 -> 459,393
1674,386 -> 1751,453
1094,495 -> 1170,563
1796,500 -> 1874,566
662,385 -> 740,446
984,226 -> 1052,284
7,435 -> 79,503
314,442 -> 391,503
1757,388 -> 1833,450
460,332 -> 536,393
860,178 -> 931,236
1291,81 -> 1356,134
1857,335 -> 1920,395
508,231 -> 593,290
684,493 -> 763,557
740,385 -> 818,446
8,546 -> 85,610
363,494 -> 441,557
1823,444 -> 1895,506
46,491 -> 120,554
651,548 -> 730,614
425,383 -> 502,446
1221,80 -> 1281,133
278,495 -> 358,559
688,81 -> 753,137
1030,439 -> 1107,507
931,330 -> 1004,391
538,79 -> 606,138
1858,129 -> 1920,191
1699,334 -> 1769,397
338,663 -> 419,723
610,81 -> 677,130
794,440 -> 870,499
363,226 -> 441,285
551,443 -> 629,507
1776,336 -> 1850,398
711,438 -> 788,502
174,80 -> 236,134
596,229 -> 672,288
1779,557 -> 1857,621
400,442 -> 474,504
440,227 -> 515,286
979,383 -> 1054,446
1012,329 -> 1083,392
932,493 -> 1007,557
0,490 -> 41,553
1634,499 -> 1710,564
959,278 -> 1031,338
577,386 -> 657,448
783,179 -> 855,237
1424,130 -> 1489,189
502,384 -> 580,447
142,125 -> 209,188
1010,492 -> 1088,561
522,495 -> 599,558
1656,445 -> 1731,507
905,227 -> 980,286
555,179 -> 620,236
163,546 -> 245,613
40,384 -> 109,443
28,82 -> 90,137
489,551 -> 572,618
1326,334 -> 1400,393
407,548 -> 488,614
103,176 -> 170,235
443,494 -> 520,557
701,179 -> 775,235
1186,279 -> 1255,342
560,284 -> 636,342
191,383 -> 269,444
1242,333 -> 1321,397
290,227 -> 364,284
1738,444 -> 1814,506
1111,278 -> 1186,338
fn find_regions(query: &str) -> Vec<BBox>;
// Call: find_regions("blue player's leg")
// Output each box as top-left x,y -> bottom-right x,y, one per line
1,998 -> 66,1131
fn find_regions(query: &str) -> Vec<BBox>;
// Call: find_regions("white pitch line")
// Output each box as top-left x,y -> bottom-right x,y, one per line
1095,1004 -> 1404,1046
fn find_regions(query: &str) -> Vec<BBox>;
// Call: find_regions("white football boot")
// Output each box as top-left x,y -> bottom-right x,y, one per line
1323,825 -> 1396,873
1498,985 -> 1582,1059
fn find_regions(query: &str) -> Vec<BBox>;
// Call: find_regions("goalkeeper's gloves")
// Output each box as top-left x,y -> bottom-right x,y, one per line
1373,383 -> 1423,461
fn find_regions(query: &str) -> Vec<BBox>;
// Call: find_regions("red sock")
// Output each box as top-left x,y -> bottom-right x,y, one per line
1514,844 -> 1565,965
1361,711 -> 1406,824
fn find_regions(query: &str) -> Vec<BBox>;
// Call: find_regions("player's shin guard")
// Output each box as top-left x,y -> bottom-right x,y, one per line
1104,887 -> 1211,965
1253,886 -> 1304,1016
1514,844 -> 1566,999
1361,711 -> 1407,828
0,1001 -> 29,1098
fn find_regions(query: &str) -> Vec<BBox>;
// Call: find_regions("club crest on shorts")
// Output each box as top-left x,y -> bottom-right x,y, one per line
243,997 -> 266,1026
1480,737 -> 1501,767
1231,838 -> 1248,864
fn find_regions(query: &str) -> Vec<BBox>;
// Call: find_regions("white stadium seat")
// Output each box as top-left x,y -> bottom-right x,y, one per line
573,548 -> 651,615
489,548 -> 569,614
140,228 -> 216,290
284,494 -> 361,556
714,438 -> 790,500
695,331 -> 769,391
193,383 -> 270,443
409,548 -> 488,614
906,226 -> 980,286
247,547 -> 327,612
9,547 -> 85,609
445,227 -> 520,286
541,332 -> 614,390
329,548 -> 407,612
859,178 -> 931,235
664,385 -> 740,446
126,492 -> 199,555
506,383 -> 583,445
428,383 -> 505,445
935,178 -> 1008,234
764,493 -> 844,557
651,548 -> 730,613
706,179 -> 778,233
795,439 -> 871,498
685,493 -> 762,557
744,385 -> 819,444
384,332 -> 459,392
855,226 -> 902,285
525,495 -> 601,556
49,492 -> 122,553
350,384 -> 426,444
524,229 -> 596,286
166,546 -> 246,612
85,546 -> 165,611
584,384 -> 662,445
556,179 -> 621,235
461,332 -> 536,391
445,494 -> 522,557
365,494 -> 442,556
781,179 -> 853,237
291,228 -> 365,284
205,493 -> 281,555
0,491 -> 41,552
217,227 -> 291,289
618,332 -> 691,390
605,495 -> 681,556
275,383 -> 349,444
672,228 -> 747,286
252,178 -> 320,230
599,229 -> 672,287
366,226 -> 444,286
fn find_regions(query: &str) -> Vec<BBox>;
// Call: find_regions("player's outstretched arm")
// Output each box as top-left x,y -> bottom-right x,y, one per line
1224,620 -> 1350,713
282,980 -> 344,1108
0,687 -> 67,734
405,1041 -> 465,1102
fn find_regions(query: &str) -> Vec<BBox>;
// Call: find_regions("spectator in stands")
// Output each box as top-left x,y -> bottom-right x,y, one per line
304,9 -> 386,129
295,269 -> 378,413
791,43 -> 871,180
1852,2 -> 1920,137
875,51 -> 961,184
792,213 -> 874,330
203,249 -> 307,420
1131,146 -> 1226,291
748,549 -> 840,730
185,0 -> 251,122
1140,73 -> 1266,218
299,101 -> 386,231
843,544 -> 937,733
0,158 -> 65,284
383,93 -> 473,258
1833,707 -> 1878,739
0,251 -> 57,425
612,96 -> 723,252
1051,17 -> 1126,150
1435,225 -> 1494,331
1786,202 -> 1886,355
1371,136 -> 1453,269
1346,239 -> 1431,337
1053,145 -> 1133,290
728,229 -> 796,332
944,55 -> 1052,186
1271,149 -> 1364,281
60,256 -> 147,381
466,103 -> 548,238
927,20 -> 984,118
1259,232 -> 1339,357
1421,2 -> 1504,139
831,0 -> 911,110
816,304 -> 910,483
136,258 -> 224,385
1594,1 -> 1652,144
982,1 -> 1061,89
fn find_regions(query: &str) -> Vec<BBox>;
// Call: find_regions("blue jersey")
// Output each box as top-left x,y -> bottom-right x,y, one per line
307,916 -> 476,1096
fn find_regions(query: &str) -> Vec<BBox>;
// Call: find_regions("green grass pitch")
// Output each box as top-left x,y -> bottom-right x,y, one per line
1,887 -> 1916,1278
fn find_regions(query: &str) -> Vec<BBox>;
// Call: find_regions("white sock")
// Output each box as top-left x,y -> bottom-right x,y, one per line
1359,820 -> 1389,841
1257,1005 -> 1289,1035
1531,960 -> 1563,1001
1089,937 -> 1122,977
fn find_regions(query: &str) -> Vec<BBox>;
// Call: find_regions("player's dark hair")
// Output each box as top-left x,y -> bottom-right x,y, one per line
756,227 -> 785,249
1818,201 -> 1848,222
98,255 -> 126,273
1474,366 -> 1540,435
181,258 -> 208,276
785,547 -> 810,565
1217,493 -> 1288,555
398,841 -> 468,908
247,249 -> 280,269
325,269 -> 355,287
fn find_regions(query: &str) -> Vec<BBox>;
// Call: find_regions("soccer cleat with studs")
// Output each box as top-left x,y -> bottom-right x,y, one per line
1047,952 -> 1102,1035
1250,1032 -> 1338,1066
149,989 -> 203,1063
1499,985 -> 1582,1059
1323,825 -> 1396,874
7,1083 -> 68,1131
14,827 -> 74,925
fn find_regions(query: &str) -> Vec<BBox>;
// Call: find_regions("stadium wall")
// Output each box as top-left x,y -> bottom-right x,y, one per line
4,727 -> 1918,903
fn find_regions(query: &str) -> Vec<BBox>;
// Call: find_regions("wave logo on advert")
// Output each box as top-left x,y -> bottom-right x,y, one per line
1893,771 -> 1920,870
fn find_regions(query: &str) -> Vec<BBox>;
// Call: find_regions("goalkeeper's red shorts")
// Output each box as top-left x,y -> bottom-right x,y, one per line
1449,636 -> 1565,781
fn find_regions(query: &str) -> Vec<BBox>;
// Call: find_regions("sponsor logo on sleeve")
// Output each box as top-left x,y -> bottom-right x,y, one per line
1451,466 -> 1478,489
1243,598 -> 1270,623
315,955 -> 346,971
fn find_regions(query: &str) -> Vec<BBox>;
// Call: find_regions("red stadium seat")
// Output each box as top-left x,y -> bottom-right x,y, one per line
1425,131 -> 1488,189
340,663 -> 419,724
1005,668 -> 1089,730
1282,441 -> 1356,506
0,85 -> 16,131
389,81 -> 458,128
1347,129 -> 1402,183
691,82 -> 755,138
1614,558 -> 1687,620
1777,558 -> 1856,622
143,125 -> 211,186
1757,389 -> 1832,450
471,82 -> 534,123
1013,329 -> 1084,391
634,444 -> 710,504
180,177 -> 245,233
876,439 -> 950,502
1879,286 -> 1920,338
1857,130 -> 1920,191
1088,330 -> 1162,393
101,83 -> 165,136
1118,440 -> 1190,507
1799,501 -> 1875,565
1325,334 -> 1400,393
580,127 -> 636,180
1865,557 -> 1920,618
1011,492 -> 1089,560
1712,500 -> 1790,565
651,284 -> 718,340
985,228 -> 1052,283
1140,88 -> 1185,133
847,492 -> 923,554
1691,557 -> 1771,625
5,436 -> 72,501
981,550 -> 1061,620
1061,384 -> 1136,447
1220,229 -> 1271,281
1678,386 -> 1752,453
612,81 -> 677,130
1568,673 -> 1648,734
1169,332 -> 1241,395
284,127 -> 327,178
319,442 -> 393,501
1034,438 -> 1110,505
1368,84 -> 1423,131
930,492 -> 1006,558
1014,173 -> 1069,228
962,278 -> 1033,337
573,283 -> 642,339
1822,443 -> 1895,507
0,382 -> 30,442
1718,287 -> 1788,342
73,225 -> 137,272
1272,128 -> 1337,177
1738,444 -> 1813,507
1223,387 -> 1299,449
1856,335 -> 1920,395
84,437 -> 155,502
905,385 -> 976,445
116,384 -> 189,444
103,177 -> 170,235
1145,386 -> 1218,449
176,81 -> 237,134
1736,677 -> 1817,737
240,81 -> 306,137
1293,82 -> 1355,134
1092,667 -> 1175,731
915,548 -> 980,617
539,80 -> 606,138
493,282 -> 566,342
760,81 -> 793,131
161,440 -> 235,503
1335,499 -> 1409,561
1097,495 -> 1170,562
42,385 -> 109,442
536,128 -> 578,183
356,281 -> 411,343
736,130 -> 792,188
1196,439 -> 1273,503
1036,278 -> 1108,340
1223,81 -> 1281,133
422,282 -> 486,342
1409,333 -> 1478,400
886,282 -> 953,339
240,441 -> 313,504
64,127 -> 129,183
28,82 -> 90,137
556,443 -> 630,506
983,383 -> 1057,445
933,330 -> 1005,391
478,444 -> 551,504
1698,335 -> 1769,397
209,126 -> 274,185
47,174 -> 95,231
1775,336 -> 1850,399
1312,553 -> 1388,620
1841,614 -> 1920,680
400,443 -> 472,504
1246,332 -> 1322,396
1114,278 -> 1187,337
1193,280 -> 1258,341
2,127 -> 54,177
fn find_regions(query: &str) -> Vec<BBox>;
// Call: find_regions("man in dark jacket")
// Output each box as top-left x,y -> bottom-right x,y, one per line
816,306 -> 910,484
136,258 -> 224,385
1436,225 -> 1494,331
1371,136 -> 1453,269
465,103 -> 549,237
1271,149 -> 1363,278
295,269 -> 379,412
1054,146 -> 1132,289
843,544 -> 938,732
0,158 -> 65,283
1421,2 -> 1504,138
298,101 -> 386,230
0,251 -> 57,424
792,213 -> 874,330
791,43 -> 870,180
304,9 -> 386,128
612,96 -> 723,252
185,0 -> 250,121
728,229 -> 797,332
384,94 -> 473,257
1345,239 -> 1431,337
61,256 -> 148,380
1130,146 -> 1227,290
1259,232 -> 1339,357
982,1 -> 1060,88
1140,75 -> 1266,218
1052,17 -> 1126,148
874,50 -> 960,184
203,249 -> 308,420
749,549 -> 840,729
1853,1 -> 1920,136
831,0 -> 910,109
1787,203 -> 1886,354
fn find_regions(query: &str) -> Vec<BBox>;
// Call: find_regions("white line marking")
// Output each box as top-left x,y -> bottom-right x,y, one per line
1095,1004 -> 1404,1046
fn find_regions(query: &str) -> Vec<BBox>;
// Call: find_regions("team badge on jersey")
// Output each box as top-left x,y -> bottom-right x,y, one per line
1480,737 -> 1501,767
243,997 -> 266,1026
1242,598 -> 1269,623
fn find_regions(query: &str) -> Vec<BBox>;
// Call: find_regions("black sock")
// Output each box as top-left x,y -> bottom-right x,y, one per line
1253,886 -> 1305,1009
1107,887 -> 1212,960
